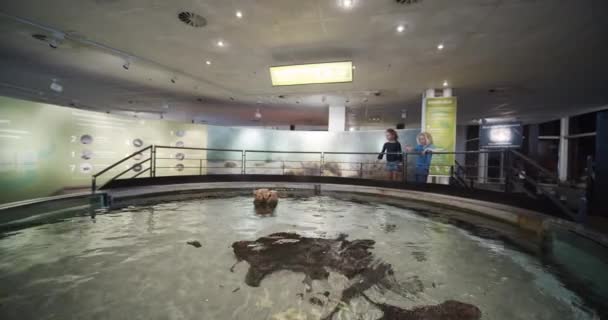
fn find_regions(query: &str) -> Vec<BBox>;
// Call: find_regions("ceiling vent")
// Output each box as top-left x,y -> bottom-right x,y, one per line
177,12 -> 207,28
395,0 -> 422,4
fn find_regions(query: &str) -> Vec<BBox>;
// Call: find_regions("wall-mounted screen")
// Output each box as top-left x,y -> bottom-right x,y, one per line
479,122 -> 523,149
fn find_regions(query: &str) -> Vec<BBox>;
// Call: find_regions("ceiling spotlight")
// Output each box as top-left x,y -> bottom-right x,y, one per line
254,108 -> 262,120
122,61 -> 130,70
205,60 -> 212,65
437,43 -> 444,50
236,11 -> 243,18
443,80 -> 449,87
349,127 -> 355,132
49,79 -> 63,93
48,38 -> 60,49
171,77 -> 176,84
217,40 -> 225,47
342,0 -> 353,8
401,110 -> 408,119
397,25 -> 405,33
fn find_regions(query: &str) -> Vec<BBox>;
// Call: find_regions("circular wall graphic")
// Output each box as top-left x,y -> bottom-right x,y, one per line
79,163 -> 93,174
175,164 -> 185,172
81,150 -> 93,160
175,141 -> 185,147
175,153 -> 185,161
132,138 -> 144,148
175,130 -> 186,137
132,164 -> 142,172
133,153 -> 143,161
80,134 -> 93,145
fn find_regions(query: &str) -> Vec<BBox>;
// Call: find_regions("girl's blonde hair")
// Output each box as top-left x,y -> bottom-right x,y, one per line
417,132 -> 433,145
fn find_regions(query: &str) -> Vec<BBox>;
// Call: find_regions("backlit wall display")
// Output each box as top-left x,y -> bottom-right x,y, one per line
479,122 -> 523,149
0,96 -> 207,204
423,97 -> 457,176
270,61 -> 353,86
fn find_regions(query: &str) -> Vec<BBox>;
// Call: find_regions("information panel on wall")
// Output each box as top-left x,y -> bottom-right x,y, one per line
423,97 -> 457,176
479,122 -> 523,149
0,96 -> 207,204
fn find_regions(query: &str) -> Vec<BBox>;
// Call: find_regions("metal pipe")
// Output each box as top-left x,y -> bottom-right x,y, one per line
93,145 -> 151,178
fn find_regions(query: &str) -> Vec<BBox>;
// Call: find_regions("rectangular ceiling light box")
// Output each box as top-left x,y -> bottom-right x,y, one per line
270,61 -> 353,86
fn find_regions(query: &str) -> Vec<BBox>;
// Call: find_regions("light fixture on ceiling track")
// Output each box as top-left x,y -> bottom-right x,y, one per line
437,43 -> 444,50
122,58 -> 131,70
254,108 -> 262,121
236,11 -> 243,18
443,80 -> 449,87
396,25 -> 405,33
49,78 -> 63,93
205,60 -> 212,65
401,110 -> 408,119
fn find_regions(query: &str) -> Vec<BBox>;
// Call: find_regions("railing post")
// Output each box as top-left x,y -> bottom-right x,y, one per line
403,153 -> 408,182
360,162 -> 363,178
91,177 -> 96,194
282,160 -> 285,175
199,159 -> 202,175
320,152 -> 325,176
500,150 -> 505,182
504,150 -> 511,193
241,150 -> 246,174
150,145 -> 156,177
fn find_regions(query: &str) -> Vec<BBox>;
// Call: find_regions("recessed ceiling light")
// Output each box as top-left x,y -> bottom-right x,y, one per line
217,40 -> 225,47
397,25 -> 405,33
205,60 -> 212,65
437,43 -> 444,50
236,11 -> 243,18
342,0 -> 353,8
443,80 -> 449,87
349,127 -> 355,132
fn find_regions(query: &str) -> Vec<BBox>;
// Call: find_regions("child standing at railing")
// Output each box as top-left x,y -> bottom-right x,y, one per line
405,132 -> 435,184
378,129 -> 403,181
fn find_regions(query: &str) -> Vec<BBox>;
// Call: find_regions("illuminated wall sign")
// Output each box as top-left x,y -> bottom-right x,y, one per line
270,61 -> 353,86
479,122 -> 523,148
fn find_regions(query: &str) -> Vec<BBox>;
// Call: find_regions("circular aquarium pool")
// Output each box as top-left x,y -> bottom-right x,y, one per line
0,194 -> 602,319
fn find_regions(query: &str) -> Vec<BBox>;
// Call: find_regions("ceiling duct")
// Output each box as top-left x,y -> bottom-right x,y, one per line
177,12 -> 207,28
395,0 -> 422,4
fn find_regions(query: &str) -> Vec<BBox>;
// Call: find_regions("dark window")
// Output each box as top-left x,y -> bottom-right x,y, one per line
569,112 -> 597,135
568,136 -> 595,182
539,120 -> 560,136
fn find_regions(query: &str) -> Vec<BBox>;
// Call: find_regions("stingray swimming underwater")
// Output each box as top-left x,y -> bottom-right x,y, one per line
231,232 -> 481,320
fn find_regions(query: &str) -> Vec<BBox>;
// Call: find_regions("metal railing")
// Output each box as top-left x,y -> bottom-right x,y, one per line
91,145 -> 507,191
90,145 -> 592,222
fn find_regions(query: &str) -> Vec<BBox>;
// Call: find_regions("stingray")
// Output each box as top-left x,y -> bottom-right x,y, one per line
231,232 -> 481,320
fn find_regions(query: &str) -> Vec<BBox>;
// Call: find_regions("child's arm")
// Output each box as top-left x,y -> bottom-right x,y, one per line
377,143 -> 387,160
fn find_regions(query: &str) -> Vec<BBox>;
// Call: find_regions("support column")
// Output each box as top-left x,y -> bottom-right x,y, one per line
558,117 -> 569,181
592,110 -> 608,216
328,106 -> 346,132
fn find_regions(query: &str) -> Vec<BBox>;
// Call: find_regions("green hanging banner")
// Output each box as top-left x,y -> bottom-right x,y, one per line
424,97 -> 457,176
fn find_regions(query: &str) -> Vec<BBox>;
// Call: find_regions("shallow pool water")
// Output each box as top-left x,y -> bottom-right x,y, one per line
0,195 -> 600,319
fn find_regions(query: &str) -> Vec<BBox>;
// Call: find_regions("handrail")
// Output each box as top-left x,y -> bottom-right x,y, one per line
155,145 -> 243,152
512,167 -> 577,220
452,160 -> 471,189
509,149 -> 560,183
92,145 -> 152,178
107,158 -> 151,182
245,150 -> 322,154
